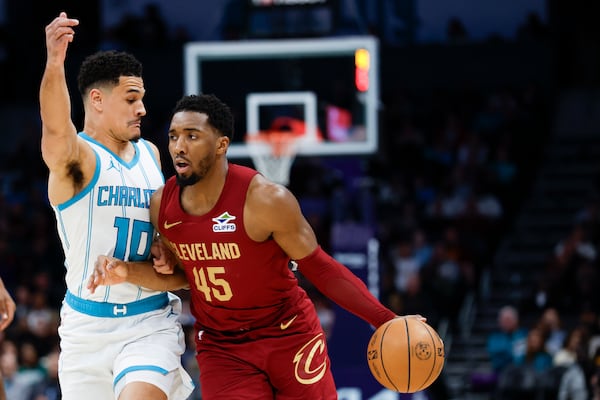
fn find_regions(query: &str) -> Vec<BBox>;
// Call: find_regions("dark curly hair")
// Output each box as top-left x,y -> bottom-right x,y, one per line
77,50 -> 143,96
172,94 -> 234,139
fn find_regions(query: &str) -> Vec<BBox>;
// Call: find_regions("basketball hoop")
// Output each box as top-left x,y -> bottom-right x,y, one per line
245,131 -> 301,186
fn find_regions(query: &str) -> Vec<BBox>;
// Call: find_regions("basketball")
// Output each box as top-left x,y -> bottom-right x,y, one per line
366,316 -> 445,393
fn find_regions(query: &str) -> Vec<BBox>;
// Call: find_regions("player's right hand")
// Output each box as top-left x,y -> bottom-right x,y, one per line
45,12 -> 79,62
0,285 -> 15,331
151,239 -> 178,275
87,255 -> 129,293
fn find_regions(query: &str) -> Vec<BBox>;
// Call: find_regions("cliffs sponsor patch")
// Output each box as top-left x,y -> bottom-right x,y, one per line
212,211 -> 237,232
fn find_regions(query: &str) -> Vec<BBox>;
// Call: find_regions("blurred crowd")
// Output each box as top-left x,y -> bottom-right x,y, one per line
0,2 -> 558,399
484,304 -> 600,399
481,182 -> 600,399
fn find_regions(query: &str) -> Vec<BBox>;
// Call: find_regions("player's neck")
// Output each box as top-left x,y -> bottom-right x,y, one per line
179,162 -> 228,216
84,124 -> 135,160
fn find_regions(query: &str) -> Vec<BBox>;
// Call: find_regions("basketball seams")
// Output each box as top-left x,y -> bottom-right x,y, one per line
380,320 -> 399,392
414,320 -> 439,392
403,317 -> 411,393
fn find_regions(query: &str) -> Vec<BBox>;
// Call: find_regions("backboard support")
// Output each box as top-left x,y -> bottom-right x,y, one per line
184,36 -> 380,158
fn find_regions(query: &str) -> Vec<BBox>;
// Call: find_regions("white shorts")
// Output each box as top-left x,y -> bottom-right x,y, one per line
58,292 -> 195,400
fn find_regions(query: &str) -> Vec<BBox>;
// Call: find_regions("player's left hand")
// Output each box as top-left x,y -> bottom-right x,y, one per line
87,255 -> 129,293
151,240 -> 178,275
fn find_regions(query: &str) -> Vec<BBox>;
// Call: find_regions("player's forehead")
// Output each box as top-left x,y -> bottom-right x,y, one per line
115,76 -> 145,96
170,111 -> 210,130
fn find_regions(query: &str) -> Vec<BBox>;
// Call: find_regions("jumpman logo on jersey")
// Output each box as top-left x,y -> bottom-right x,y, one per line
107,157 -> 121,172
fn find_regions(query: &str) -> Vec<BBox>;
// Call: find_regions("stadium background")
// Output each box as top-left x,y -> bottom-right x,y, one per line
1,1 -> 599,399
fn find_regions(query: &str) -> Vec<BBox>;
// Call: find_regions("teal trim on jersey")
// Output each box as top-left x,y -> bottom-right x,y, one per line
82,189 -> 95,298
55,206 -> 70,250
140,139 -> 164,182
113,365 -> 169,387
139,155 -> 159,192
79,132 -> 141,169
65,291 -> 169,318
56,150 -> 101,211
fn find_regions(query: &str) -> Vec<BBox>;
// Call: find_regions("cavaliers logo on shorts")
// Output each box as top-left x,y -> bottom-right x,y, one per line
293,333 -> 328,385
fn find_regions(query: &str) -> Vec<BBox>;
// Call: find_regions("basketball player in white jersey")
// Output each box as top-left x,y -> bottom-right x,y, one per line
40,12 -> 193,400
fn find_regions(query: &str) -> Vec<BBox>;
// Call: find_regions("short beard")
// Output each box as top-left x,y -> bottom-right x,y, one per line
176,173 -> 201,187
175,155 -> 213,187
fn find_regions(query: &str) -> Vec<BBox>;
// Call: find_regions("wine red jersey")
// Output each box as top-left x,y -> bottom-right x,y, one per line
158,163 -> 314,337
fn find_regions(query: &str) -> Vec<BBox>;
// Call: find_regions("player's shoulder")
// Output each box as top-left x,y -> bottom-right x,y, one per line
150,184 -> 166,209
137,138 -> 161,161
139,137 -> 157,150
247,173 -> 295,210
160,176 -> 178,196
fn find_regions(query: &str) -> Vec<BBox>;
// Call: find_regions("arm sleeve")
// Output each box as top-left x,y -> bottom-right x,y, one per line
297,246 -> 396,328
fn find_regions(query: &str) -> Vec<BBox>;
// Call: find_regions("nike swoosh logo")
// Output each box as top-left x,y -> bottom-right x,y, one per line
164,220 -> 183,229
280,315 -> 298,330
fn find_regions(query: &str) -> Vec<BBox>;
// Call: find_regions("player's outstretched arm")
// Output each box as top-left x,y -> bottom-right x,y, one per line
247,176 -> 398,328
87,255 -> 189,294
40,12 -> 80,169
0,278 -> 15,331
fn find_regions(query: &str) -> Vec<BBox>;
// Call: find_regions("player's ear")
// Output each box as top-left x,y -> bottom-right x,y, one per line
89,88 -> 103,111
216,136 -> 229,155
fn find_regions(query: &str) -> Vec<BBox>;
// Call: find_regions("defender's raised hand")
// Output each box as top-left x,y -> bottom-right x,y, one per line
44,12 -> 79,64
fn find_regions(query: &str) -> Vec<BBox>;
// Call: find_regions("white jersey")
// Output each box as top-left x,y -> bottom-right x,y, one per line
52,133 -> 164,303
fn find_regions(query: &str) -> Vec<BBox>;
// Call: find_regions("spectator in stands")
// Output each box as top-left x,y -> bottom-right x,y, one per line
537,307 -> 567,356
389,233 -> 422,293
519,326 -> 553,372
535,224 -> 598,313
28,347 -> 60,400
586,312 -> 600,362
557,222 -> 596,259
554,326 -> 587,366
422,227 -> 475,327
591,370 -> 600,400
17,342 -> 45,377
412,228 -> 434,268
553,326 -> 590,400
574,260 -> 600,313
487,305 -> 528,374
574,196 -> 600,231
0,342 -> 42,400
558,365 -> 588,400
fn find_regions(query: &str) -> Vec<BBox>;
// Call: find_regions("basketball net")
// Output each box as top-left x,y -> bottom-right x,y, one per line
245,131 -> 301,186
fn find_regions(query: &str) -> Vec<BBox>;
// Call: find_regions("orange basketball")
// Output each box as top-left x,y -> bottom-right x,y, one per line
366,316 -> 445,393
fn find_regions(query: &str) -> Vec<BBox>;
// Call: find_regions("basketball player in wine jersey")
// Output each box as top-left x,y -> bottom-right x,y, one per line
89,94 -> 423,399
